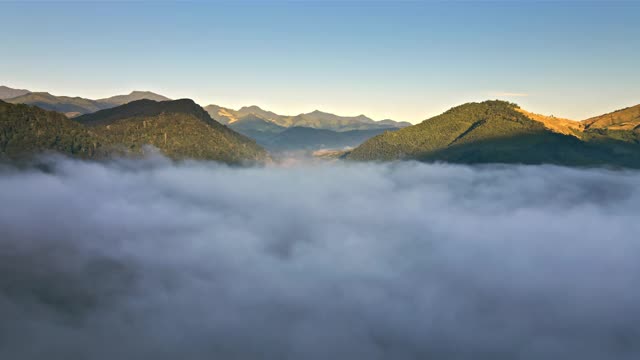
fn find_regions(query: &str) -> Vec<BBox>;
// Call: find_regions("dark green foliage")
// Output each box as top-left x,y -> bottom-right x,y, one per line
0,99 -> 268,164
582,128 -> 640,144
347,100 -> 640,168
76,99 -> 268,164
0,100 -> 103,159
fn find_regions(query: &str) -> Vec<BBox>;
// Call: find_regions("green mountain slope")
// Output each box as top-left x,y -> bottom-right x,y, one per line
347,101 -> 640,167
0,100 -> 103,159
75,99 -> 268,163
1,99 -> 268,164
0,86 -> 30,100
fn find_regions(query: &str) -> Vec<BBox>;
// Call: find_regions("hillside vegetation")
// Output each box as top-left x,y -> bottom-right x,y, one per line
1,99 -> 268,164
0,100 -> 103,159
347,101 -> 640,167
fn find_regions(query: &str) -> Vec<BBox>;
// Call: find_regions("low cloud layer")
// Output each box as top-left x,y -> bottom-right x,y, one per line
1,156 -> 640,359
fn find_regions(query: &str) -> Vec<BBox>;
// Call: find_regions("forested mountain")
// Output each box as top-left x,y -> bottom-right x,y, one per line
0,100 -> 102,159
75,99 -> 268,163
347,100 -> 640,168
0,99 -> 268,164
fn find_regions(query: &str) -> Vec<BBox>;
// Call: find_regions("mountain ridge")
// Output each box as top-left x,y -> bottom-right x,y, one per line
1,86 -> 171,117
204,103 -> 411,132
347,100 -> 640,167
0,85 -> 30,100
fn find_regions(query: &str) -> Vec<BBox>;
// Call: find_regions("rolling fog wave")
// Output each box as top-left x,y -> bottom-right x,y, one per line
1,156 -> 640,359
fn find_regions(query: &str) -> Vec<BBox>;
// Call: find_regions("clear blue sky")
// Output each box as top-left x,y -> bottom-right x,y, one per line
1,1 -> 638,123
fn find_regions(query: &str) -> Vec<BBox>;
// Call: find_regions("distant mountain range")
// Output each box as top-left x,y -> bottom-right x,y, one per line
223,113 -> 399,151
203,102 -> 410,151
346,101 -> 640,167
1,86 -> 170,117
0,98 -> 267,164
204,103 -> 411,132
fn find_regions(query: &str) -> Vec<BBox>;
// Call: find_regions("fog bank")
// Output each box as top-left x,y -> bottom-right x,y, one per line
1,156 -> 640,359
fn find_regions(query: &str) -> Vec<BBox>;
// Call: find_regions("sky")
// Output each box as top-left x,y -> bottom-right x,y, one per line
1,0 -> 639,123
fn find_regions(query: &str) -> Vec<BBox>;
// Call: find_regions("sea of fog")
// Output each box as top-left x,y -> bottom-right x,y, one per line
1,156 -> 640,359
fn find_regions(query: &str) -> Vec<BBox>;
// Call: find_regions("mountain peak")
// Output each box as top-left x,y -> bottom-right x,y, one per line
240,105 -> 264,112
0,85 -> 31,100
97,91 -> 171,106
75,98 -> 211,126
